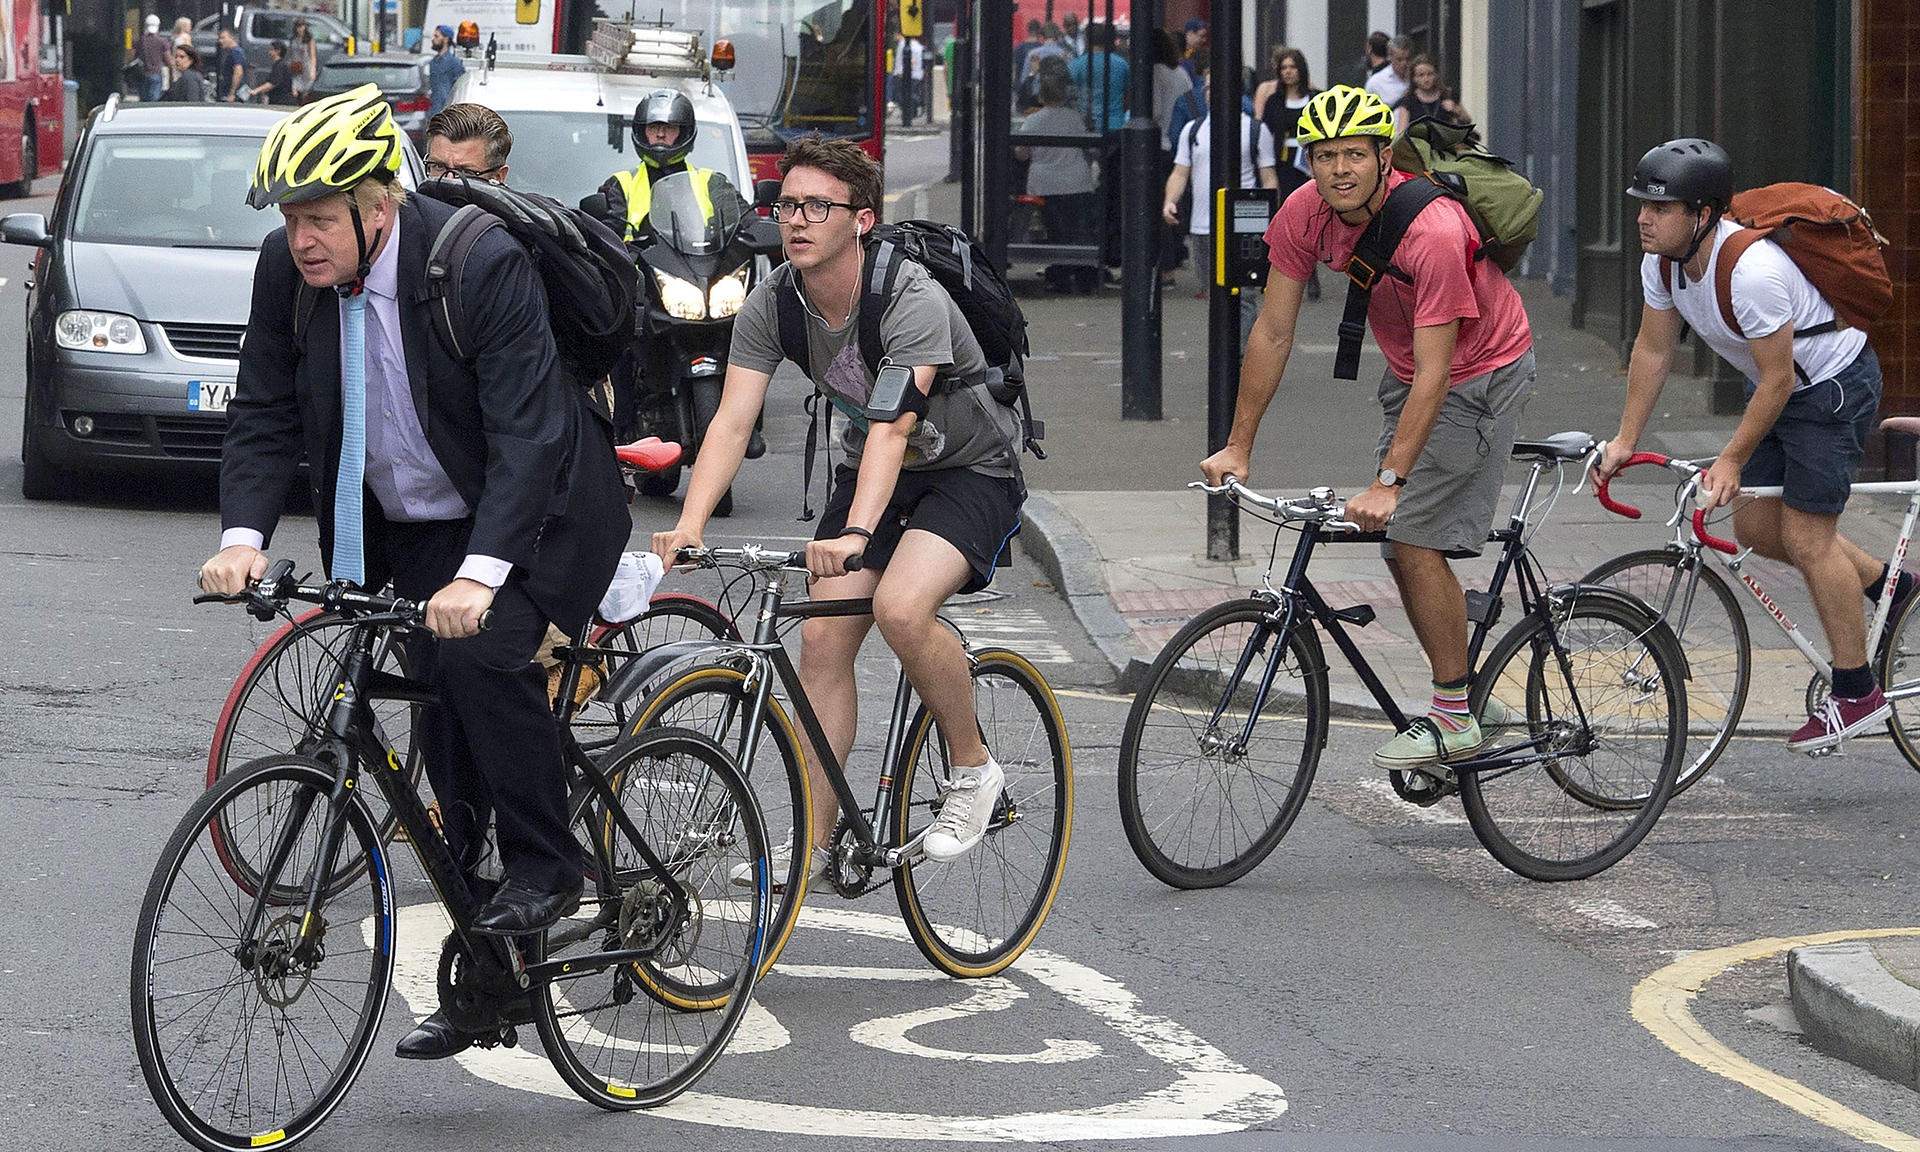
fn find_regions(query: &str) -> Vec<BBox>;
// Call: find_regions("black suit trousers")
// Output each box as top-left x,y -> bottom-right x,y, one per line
387,517 -> 581,893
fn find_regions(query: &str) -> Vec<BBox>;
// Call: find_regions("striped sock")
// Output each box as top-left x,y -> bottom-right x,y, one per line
1429,677 -> 1473,733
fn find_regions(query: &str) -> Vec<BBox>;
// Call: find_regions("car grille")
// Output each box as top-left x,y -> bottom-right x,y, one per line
161,322 -> 246,360
153,416 -> 228,460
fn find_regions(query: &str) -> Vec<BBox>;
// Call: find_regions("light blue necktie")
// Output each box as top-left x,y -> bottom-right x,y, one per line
334,292 -> 367,585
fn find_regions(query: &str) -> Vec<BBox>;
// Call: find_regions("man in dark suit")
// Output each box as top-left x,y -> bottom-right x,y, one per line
200,87 -> 629,1058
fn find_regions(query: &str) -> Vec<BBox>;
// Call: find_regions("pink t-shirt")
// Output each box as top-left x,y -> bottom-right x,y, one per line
1264,168 -> 1533,385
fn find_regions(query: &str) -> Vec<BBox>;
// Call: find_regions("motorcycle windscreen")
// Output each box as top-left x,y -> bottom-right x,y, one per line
649,171 -> 743,257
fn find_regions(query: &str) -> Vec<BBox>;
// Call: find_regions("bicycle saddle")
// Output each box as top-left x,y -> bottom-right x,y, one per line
1510,431 -> 1597,461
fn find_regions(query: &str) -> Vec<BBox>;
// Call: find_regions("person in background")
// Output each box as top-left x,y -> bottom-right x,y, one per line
1016,69 -> 1098,295
1162,95 -> 1278,338
215,27 -> 247,102
171,16 -> 193,51
1393,54 -> 1470,130
893,33 -> 928,126
1150,28 -> 1194,283
1253,45 -> 1320,299
428,24 -> 466,118
159,43 -> 206,103
1011,19 -> 1045,98
1365,34 -> 1412,107
1016,23 -> 1066,113
134,14 -> 171,102
252,40 -> 296,106
426,101 -> 512,183
1180,17 -> 1208,90
288,18 -> 319,101
1059,11 -> 1083,57
1347,31 -> 1389,88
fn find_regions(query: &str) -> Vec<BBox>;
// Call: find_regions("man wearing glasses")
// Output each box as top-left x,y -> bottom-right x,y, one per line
651,137 -> 1027,876
424,102 -> 511,183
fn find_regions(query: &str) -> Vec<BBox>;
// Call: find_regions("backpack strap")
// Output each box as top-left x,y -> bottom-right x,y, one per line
856,236 -> 902,376
775,263 -> 814,381
1334,175 -> 1451,380
417,204 -> 504,364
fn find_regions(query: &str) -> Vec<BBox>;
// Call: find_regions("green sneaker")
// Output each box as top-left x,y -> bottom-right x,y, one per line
1373,715 -> 1488,771
1478,694 -> 1512,733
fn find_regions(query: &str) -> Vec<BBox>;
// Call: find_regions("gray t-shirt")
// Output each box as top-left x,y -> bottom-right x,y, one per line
731,259 -> 1022,478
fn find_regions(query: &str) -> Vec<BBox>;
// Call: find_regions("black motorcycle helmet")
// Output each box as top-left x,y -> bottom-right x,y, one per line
632,89 -> 697,169
1627,137 -> 1734,264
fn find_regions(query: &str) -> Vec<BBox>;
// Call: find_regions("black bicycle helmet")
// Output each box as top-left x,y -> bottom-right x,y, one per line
1627,138 -> 1734,211
632,89 -> 696,169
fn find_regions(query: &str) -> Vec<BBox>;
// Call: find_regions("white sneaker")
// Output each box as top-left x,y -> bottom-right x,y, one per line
730,833 -> 828,892
921,757 -> 1005,862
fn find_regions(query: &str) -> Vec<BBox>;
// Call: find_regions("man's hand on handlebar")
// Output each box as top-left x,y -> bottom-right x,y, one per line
1697,456 -> 1744,512
1200,444 -> 1251,488
425,578 -> 494,640
806,534 -> 866,582
199,544 -> 267,597
1594,437 -> 1636,484
652,526 -> 704,572
1344,481 -> 1399,533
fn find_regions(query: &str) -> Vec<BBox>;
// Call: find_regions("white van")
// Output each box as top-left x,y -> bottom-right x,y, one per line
441,25 -> 753,211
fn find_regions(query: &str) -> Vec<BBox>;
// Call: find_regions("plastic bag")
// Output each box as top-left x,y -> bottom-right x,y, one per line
598,550 -> 664,623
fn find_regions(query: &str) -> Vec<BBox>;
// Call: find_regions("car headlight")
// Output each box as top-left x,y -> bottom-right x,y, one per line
654,271 -> 707,321
707,267 -> 750,319
55,310 -> 147,354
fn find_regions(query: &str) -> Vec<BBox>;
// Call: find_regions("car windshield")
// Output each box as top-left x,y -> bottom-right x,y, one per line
497,110 -> 740,207
318,62 -> 421,89
70,136 -> 279,250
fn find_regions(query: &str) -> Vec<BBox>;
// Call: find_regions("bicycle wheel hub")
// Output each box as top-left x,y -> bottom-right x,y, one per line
618,877 -> 696,965
250,913 -> 317,1008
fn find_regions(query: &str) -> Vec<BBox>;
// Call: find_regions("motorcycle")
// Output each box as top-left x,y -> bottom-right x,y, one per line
621,170 -> 782,518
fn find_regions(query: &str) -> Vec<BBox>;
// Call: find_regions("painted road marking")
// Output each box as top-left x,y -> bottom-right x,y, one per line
1569,898 -> 1657,930
387,902 -> 1287,1140
1633,928 -> 1920,1151
955,605 -> 1074,664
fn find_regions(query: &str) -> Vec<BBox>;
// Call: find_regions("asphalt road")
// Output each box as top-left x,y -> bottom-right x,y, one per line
5,147 -> 1920,1151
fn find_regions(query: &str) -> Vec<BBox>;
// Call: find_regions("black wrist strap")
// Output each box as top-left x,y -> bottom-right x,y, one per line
839,526 -> 874,541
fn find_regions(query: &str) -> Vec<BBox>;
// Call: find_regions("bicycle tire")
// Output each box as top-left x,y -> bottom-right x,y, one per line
207,609 -> 421,889
133,755 -> 394,1152
1460,591 -> 1686,881
1116,598 -> 1328,889
1880,586 -> 1920,773
1582,547 -> 1749,794
535,727 -> 769,1109
573,594 -> 737,753
624,664 -> 812,977
893,649 -> 1072,978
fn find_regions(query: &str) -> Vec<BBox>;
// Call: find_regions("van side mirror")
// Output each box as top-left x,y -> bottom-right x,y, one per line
754,180 -> 782,209
1,213 -> 51,248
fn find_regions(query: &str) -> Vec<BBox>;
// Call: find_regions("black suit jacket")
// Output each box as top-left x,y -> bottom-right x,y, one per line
222,193 -> 630,635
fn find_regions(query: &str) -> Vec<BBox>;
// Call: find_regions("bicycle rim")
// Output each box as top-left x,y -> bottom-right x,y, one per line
1881,588 -> 1920,772
626,665 -> 811,976
894,650 -> 1072,978
575,595 -> 737,754
1461,595 -> 1685,881
1582,549 -> 1748,793
133,756 -> 393,1152
535,728 -> 769,1109
1117,599 -> 1326,888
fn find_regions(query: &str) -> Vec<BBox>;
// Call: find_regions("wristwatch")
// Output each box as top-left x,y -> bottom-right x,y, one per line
1377,467 -> 1408,488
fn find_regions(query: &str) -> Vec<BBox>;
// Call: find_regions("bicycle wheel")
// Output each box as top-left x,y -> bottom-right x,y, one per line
1583,548 -> 1749,793
893,649 -> 1072,978
1117,598 -> 1328,889
572,594 -> 737,754
133,755 -> 394,1152
626,664 -> 811,975
1879,587 -> 1920,772
1460,592 -> 1686,881
208,610 -> 422,839
535,728 -> 769,1109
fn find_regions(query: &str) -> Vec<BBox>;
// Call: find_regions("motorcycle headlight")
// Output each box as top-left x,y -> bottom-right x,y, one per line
654,271 -> 707,321
707,267 -> 750,319
55,310 -> 147,354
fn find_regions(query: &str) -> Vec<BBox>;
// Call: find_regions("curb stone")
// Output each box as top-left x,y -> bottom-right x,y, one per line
1789,941 -> 1920,1089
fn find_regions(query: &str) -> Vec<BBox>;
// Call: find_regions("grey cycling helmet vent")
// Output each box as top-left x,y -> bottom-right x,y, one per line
632,89 -> 697,168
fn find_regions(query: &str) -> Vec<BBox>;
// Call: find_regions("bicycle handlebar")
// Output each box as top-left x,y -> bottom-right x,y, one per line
1188,476 -> 1365,532
194,557 -> 494,628
1589,448 -> 1739,556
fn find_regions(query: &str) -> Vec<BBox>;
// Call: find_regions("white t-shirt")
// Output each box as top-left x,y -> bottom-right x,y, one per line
1365,65 -> 1409,108
1640,217 -> 1867,389
1174,113 -> 1277,236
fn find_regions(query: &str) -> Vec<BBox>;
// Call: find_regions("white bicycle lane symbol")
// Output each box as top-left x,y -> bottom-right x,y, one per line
385,902 -> 1290,1141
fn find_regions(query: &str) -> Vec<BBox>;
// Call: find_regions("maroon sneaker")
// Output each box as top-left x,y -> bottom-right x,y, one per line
1786,687 -> 1892,753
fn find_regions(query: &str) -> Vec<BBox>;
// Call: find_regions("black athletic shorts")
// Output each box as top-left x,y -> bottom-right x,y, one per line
817,463 -> 1025,594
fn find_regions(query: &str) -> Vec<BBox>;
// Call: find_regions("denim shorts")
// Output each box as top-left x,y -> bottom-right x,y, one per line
1741,345 -> 1882,515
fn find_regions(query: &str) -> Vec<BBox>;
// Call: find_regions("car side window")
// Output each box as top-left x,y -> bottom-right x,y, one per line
252,12 -> 295,41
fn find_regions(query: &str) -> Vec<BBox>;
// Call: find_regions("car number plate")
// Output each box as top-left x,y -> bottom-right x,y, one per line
189,380 -> 234,413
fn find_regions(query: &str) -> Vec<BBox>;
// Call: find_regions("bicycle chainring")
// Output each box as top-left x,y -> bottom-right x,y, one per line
436,932 -> 532,1035
1806,672 -> 1830,718
826,816 -> 878,897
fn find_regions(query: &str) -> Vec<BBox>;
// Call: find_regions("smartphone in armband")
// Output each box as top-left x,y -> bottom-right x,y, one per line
864,363 -> 925,423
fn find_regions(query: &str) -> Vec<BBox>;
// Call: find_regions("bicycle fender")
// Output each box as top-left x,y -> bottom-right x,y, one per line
1549,582 -> 1691,682
599,638 -> 735,710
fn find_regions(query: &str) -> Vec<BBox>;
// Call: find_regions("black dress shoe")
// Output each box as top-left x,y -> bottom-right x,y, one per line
471,877 -> 583,936
395,1009 -> 478,1060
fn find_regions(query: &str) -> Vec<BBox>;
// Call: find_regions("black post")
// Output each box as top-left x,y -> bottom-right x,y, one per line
1205,0 -> 1242,561
1119,0 -> 1161,420
978,0 -> 1012,271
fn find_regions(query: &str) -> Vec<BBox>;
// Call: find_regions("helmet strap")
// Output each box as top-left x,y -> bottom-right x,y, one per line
1334,141 -> 1392,227
1679,203 -> 1722,276
336,199 -> 383,297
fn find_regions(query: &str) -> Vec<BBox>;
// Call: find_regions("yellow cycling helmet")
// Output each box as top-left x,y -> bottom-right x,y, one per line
1295,85 -> 1395,147
248,84 -> 403,210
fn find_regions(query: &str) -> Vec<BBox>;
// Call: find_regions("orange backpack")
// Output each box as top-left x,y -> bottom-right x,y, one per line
1659,182 -> 1891,338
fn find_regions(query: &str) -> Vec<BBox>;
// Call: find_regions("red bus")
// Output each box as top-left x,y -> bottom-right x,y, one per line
0,0 -> 63,195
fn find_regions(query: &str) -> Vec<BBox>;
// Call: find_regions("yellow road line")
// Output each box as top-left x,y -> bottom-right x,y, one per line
1632,928 -> 1920,1150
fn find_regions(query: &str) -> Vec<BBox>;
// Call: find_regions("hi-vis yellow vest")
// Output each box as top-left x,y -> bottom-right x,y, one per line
612,164 -> 720,243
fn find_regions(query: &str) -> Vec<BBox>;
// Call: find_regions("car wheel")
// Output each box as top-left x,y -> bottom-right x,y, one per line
21,420 -> 74,501
4,123 -> 34,199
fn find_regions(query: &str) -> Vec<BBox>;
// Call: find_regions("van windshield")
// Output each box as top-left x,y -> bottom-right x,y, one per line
499,110 -> 740,208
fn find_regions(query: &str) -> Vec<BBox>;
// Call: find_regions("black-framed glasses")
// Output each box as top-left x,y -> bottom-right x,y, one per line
770,198 -> 859,224
425,161 -> 503,179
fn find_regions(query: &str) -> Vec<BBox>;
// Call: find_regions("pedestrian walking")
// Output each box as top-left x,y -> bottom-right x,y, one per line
133,15 -> 171,102
893,34 -> 928,126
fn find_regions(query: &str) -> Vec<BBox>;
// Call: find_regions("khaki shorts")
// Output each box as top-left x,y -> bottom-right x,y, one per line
1375,350 -> 1536,558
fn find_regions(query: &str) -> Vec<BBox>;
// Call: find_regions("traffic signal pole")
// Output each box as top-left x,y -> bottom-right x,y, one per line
1205,0 -> 1242,561
1119,0 -> 1162,420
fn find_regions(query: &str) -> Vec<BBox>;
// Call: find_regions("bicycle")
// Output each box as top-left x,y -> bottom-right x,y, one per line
601,544 -> 1073,979
132,560 -> 772,1152
1587,418 -> 1920,786
1116,432 -> 1690,888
